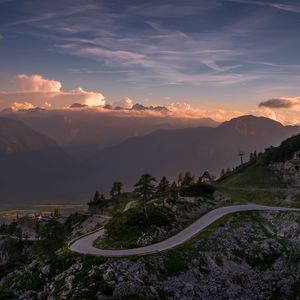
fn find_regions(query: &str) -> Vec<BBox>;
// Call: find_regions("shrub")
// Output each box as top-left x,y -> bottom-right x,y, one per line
180,183 -> 216,197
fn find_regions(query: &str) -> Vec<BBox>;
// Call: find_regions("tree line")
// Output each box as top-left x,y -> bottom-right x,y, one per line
88,171 -> 216,212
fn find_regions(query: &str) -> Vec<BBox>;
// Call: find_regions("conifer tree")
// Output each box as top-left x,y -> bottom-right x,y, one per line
156,176 -> 170,197
169,181 -> 179,202
133,173 -> 156,217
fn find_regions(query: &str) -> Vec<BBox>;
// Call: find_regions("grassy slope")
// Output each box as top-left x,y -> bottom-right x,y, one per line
217,160 -> 296,206
93,193 -> 138,217
220,164 -> 286,189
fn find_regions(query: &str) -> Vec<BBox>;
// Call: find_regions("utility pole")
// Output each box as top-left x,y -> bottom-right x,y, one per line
238,151 -> 244,165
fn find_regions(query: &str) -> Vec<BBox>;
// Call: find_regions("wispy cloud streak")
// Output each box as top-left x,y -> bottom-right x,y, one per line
226,0 -> 300,13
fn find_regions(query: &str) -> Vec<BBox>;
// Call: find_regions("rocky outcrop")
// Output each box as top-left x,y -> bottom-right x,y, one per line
2,210 -> 300,300
269,151 -> 300,187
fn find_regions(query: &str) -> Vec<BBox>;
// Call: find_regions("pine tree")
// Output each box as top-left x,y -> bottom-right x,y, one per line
183,171 -> 193,186
110,181 -> 123,197
156,176 -> 170,198
94,191 -> 100,202
169,181 -> 179,202
88,191 -> 104,208
133,173 -> 156,217
53,208 -> 60,217
178,172 -> 184,186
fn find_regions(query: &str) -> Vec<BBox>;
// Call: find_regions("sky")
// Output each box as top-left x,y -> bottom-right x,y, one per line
0,0 -> 300,124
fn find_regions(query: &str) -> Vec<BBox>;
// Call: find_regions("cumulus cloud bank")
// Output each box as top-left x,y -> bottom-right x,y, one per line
167,102 -> 191,112
11,101 -> 36,111
1,74 -> 300,125
113,97 -> 133,109
259,97 -> 300,109
15,74 -> 61,92
0,74 -> 105,108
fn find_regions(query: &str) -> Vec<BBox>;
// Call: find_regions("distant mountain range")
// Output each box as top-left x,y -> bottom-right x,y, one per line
0,108 -> 218,159
87,115 -> 300,190
0,117 -> 85,203
0,114 -> 299,203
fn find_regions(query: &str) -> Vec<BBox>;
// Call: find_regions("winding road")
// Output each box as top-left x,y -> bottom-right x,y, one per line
69,204 -> 300,257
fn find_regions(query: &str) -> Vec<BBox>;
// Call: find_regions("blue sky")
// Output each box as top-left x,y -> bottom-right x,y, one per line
0,0 -> 300,118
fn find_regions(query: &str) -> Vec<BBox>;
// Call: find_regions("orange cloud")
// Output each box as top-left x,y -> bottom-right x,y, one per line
11,101 -> 36,111
113,97 -> 134,109
0,74 -> 105,108
1,74 -> 299,125
15,74 -> 61,92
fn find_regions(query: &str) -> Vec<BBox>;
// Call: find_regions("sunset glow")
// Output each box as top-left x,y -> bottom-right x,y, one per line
0,0 -> 300,124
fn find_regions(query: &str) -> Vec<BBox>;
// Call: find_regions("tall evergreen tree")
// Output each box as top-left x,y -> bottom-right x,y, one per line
178,172 -> 184,186
133,173 -> 156,217
53,208 -> 60,217
94,191 -> 100,202
88,191 -> 105,209
115,181 -> 123,195
156,176 -> 170,197
169,181 -> 179,202
110,181 -> 123,197
183,171 -> 194,186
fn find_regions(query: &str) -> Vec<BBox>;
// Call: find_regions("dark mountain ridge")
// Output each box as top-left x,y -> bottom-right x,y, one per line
1,115 -> 299,203
0,108 -> 219,159
86,115 -> 300,191
0,118 -> 85,203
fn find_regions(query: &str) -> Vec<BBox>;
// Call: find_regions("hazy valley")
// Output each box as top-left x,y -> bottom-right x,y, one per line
1,1 -> 300,298
0,112 -> 299,204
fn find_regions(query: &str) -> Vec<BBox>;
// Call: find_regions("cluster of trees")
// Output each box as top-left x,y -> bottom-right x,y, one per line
133,174 -> 178,217
110,181 -> 123,197
134,174 -> 178,201
49,208 -> 60,218
133,172 -> 215,216
88,191 -> 106,209
88,171 -> 215,212
263,134 -> 300,164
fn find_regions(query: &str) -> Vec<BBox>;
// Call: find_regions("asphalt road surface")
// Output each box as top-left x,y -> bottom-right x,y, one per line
69,204 -> 300,257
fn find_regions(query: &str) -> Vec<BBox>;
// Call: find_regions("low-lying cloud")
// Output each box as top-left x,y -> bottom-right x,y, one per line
259,97 -> 300,108
112,97 -> 133,109
0,74 -> 105,108
1,74 -> 300,125
15,74 -> 62,92
11,101 -> 36,111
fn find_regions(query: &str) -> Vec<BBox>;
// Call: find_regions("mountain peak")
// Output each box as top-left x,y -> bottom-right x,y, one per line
219,115 -> 283,130
70,103 -> 88,109
131,103 -> 169,112
216,115 -> 285,139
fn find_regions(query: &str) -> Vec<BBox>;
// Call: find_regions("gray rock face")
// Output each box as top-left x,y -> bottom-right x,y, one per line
269,152 -> 300,187
2,211 -> 300,300
0,241 -> 8,266
92,211 -> 300,300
